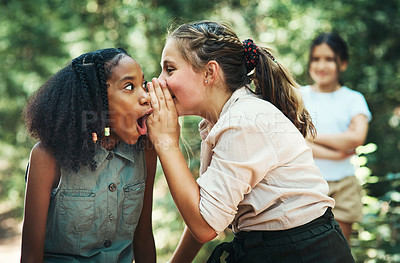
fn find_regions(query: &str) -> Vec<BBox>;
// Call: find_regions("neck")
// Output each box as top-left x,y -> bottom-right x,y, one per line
201,85 -> 232,125
312,82 -> 341,93
101,135 -> 119,150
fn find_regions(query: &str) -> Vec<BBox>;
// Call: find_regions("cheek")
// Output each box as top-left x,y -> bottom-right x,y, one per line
117,112 -> 136,126
109,102 -> 139,129
167,78 -> 187,98
309,63 -> 317,73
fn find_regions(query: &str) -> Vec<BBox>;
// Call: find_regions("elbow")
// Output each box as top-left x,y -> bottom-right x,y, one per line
352,137 -> 366,149
192,226 -> 217,243
194,232 -> 217,244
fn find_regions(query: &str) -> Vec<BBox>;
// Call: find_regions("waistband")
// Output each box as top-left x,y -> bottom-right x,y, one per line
234,207 -> 335,242
206,208 -> 336,263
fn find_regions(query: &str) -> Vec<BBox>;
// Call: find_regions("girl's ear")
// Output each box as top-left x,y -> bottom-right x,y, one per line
204,60 -> 219,84
340,61 -> 348,72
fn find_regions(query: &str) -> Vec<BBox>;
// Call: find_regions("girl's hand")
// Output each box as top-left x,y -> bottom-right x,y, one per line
147,78 -> 180,153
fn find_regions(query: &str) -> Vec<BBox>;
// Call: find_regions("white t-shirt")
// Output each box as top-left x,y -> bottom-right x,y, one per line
300,85 -> 371,181
197,87 -> 334,234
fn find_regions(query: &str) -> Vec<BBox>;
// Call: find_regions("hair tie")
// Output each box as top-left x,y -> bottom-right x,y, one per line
242,39 -> 259,73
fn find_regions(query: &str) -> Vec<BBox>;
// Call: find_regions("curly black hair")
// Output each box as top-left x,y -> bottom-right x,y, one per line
24,48 -> 130,172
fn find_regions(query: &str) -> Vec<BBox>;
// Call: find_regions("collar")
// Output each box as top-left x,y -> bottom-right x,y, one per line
93,140 -> 139,169
199,86 -> 250,140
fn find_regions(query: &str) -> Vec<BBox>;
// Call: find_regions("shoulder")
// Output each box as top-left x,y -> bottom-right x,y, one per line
340,86 -> 366,99
29,142 -> 60,186
339,87 -> 369,107
231,91 -> 279,115
216,93 -> 295,135
299,85 -> 311,93
30,142 -> 56,164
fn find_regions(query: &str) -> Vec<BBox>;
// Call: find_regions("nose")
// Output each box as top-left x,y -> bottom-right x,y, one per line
140,87 -> 151,106
158,71 -> 166,81
316,60 -> 327,69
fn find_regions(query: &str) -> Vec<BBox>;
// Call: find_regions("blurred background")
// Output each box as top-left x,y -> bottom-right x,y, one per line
0,0 -> 399,262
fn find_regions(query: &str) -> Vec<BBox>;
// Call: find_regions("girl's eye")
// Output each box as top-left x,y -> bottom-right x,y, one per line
124,84 -> 134,91
166,67 -> 175,73
143,80 -> 148,92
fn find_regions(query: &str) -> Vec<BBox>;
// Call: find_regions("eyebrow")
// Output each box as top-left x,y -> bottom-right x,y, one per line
161,59 -> 174,68
118,74 -> 145,84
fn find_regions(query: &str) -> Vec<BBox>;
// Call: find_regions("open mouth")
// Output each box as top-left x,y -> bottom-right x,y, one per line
136,108 -> 154,135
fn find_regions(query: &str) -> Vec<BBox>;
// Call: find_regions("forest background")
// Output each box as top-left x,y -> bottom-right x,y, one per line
0,0 -> 399,262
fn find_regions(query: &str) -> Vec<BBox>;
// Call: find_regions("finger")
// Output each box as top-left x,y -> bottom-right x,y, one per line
151,78 -> 165,108
159,80 -> 175,112
147,81 -> 159,112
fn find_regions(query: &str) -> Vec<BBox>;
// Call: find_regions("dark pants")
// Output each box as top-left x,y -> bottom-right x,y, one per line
207,208 -> 355,263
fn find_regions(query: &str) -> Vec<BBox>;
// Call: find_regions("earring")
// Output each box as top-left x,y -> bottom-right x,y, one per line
104,127 -> 110,137
92,132 -> 98,143
205,80 -> 208,84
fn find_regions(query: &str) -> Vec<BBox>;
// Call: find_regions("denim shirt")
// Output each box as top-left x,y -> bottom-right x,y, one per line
43,141 -> 146,262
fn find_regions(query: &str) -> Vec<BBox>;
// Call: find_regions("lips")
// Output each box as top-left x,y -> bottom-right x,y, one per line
136,108 -> 154,135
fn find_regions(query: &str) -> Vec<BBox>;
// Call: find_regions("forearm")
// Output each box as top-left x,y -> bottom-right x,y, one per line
170,226 -> 204,263
133,234 -> 156,263
313,132 -> 364,151
314,114 -> 369,151
146,78 -> 216,242
156,144 -> 217,243
21,229 -> 45,263
307,141 -> 353,160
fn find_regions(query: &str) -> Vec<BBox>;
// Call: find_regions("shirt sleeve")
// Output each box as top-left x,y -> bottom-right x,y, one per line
197,116 -> 279,233
350,92 -> 372,122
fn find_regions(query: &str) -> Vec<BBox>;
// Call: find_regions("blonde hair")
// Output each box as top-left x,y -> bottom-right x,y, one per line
168,21 -> 315,137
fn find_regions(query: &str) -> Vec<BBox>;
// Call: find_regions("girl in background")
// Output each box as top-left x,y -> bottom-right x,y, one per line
21,48 -> 156,262
301,33 -> 371,241
147,21 -> 354,262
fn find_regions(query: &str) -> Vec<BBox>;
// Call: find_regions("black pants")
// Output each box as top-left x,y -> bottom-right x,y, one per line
207,208 -> 355,263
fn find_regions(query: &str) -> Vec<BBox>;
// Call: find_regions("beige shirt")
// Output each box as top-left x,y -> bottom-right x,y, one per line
197,87 -> 334,234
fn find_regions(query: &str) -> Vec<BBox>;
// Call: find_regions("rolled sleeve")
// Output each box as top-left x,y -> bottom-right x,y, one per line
197,167 -> 251,233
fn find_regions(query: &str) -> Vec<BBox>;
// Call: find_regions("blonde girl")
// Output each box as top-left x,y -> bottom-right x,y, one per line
148,21 -> 354,262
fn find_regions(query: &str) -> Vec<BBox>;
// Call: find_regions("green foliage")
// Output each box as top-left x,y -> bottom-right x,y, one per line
0,0 -> 399,261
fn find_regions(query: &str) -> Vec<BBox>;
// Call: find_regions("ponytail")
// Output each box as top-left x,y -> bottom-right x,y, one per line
250,47 -> 315,138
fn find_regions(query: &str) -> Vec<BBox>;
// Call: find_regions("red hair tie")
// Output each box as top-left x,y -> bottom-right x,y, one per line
242,39 -> 259,73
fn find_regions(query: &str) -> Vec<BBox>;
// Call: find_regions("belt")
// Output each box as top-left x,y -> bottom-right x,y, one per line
206,207 -> 335,263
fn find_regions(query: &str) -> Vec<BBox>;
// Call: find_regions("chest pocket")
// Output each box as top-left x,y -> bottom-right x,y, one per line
57,190 -> 95,232
122,181 -> 145,225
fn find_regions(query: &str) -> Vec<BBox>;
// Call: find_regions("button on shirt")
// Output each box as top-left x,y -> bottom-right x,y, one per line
197,87 -> 335,234
44,141 -> 147,262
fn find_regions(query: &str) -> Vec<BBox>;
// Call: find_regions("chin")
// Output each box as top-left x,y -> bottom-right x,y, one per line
176,106 -> 198,117
125,136 -> 140,145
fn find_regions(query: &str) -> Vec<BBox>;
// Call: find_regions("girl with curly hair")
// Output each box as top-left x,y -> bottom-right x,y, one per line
21,48 -> 156,262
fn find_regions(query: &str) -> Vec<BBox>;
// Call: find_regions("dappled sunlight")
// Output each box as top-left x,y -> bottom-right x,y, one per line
1,0 -> 399,261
